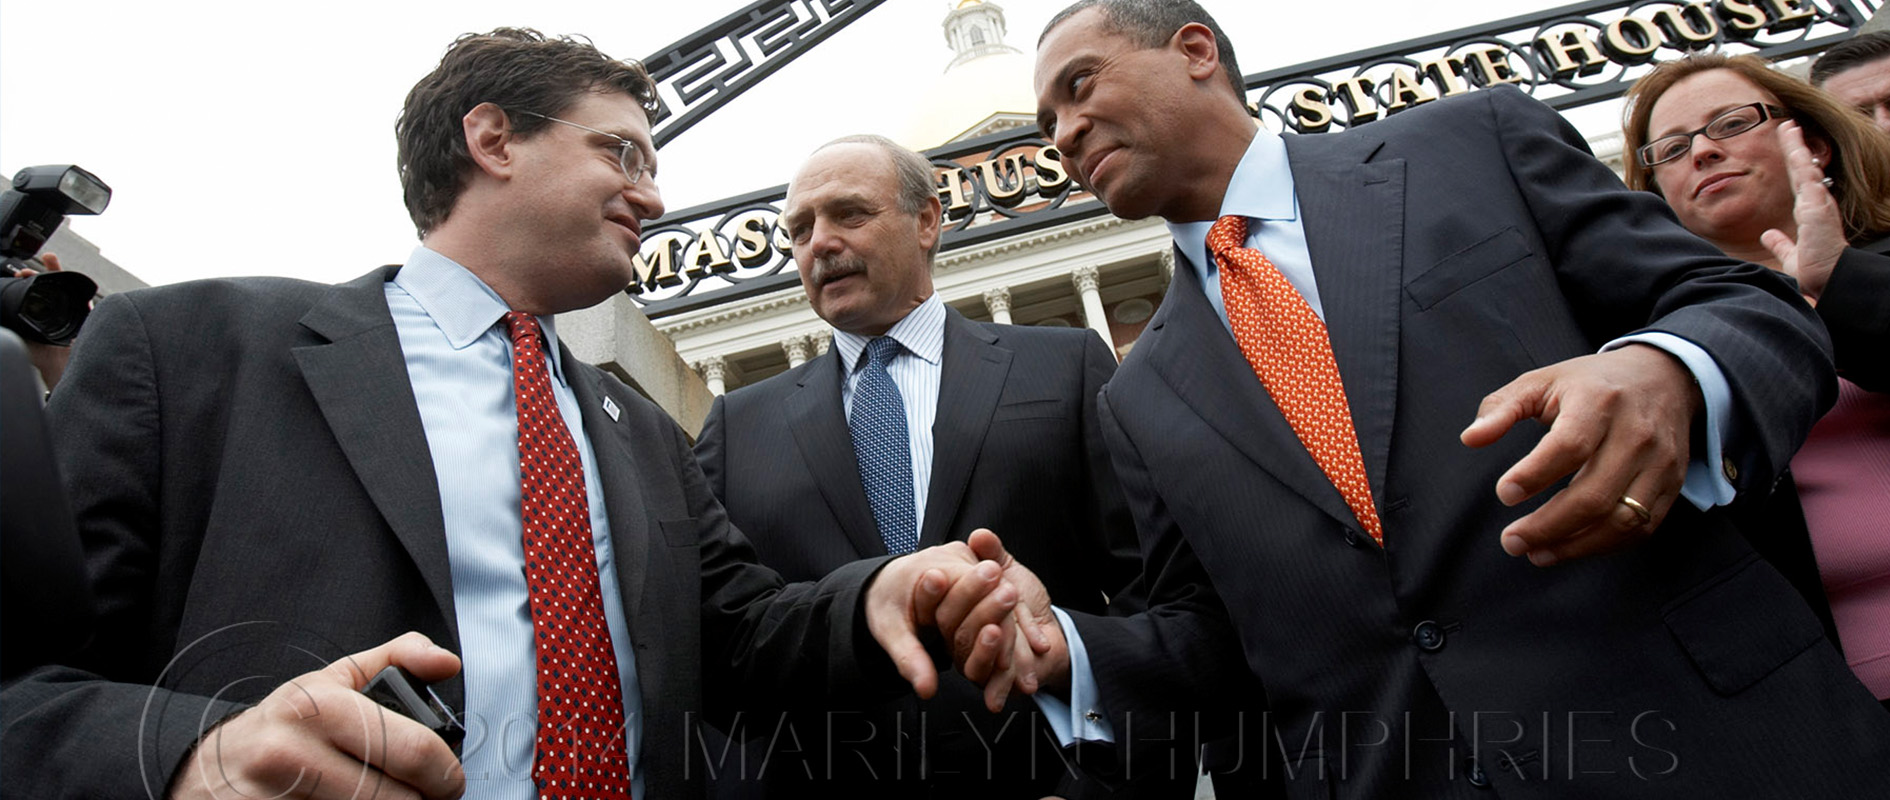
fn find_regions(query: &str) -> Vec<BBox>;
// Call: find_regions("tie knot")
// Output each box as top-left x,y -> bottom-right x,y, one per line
1207,215 -> 1250,258
502,311 -> 541,347
864,336 -> 902,370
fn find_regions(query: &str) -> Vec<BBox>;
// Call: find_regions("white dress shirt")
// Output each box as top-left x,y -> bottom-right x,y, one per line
387,246 -> 643,799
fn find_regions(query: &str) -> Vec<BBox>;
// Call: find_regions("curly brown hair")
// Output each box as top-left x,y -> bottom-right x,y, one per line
1622,53 -> 1890,243
396,28 -> 659,237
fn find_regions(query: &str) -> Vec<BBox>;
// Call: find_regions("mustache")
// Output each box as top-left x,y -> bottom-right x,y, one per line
810,254 -> 868,286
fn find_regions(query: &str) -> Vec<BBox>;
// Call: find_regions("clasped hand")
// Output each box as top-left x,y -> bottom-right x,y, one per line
865,530 -> 1066,711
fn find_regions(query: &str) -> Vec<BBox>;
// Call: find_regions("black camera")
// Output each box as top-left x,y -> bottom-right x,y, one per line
0,165 -> 109,345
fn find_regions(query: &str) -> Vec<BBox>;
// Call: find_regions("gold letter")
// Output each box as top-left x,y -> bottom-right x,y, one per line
631,235 -> 682,290
1761,0 -> 1816,30
1329,76 -> 1380,124
1462,46 -> 1524,86
976,154 -> 1030,208
680,231 -> 733,278
1417,55 -> 1473,97
1289,86 -> 1334,133
1600,16 -> 1663,65
1653,3 -> 1720,49
1033,146 -> 1070,194
729,211 -> 775,270
1384,68 -> 1438,112
1534,27 -> 1607,78
936,167 -> 973,220
1715,0 -> 1769,41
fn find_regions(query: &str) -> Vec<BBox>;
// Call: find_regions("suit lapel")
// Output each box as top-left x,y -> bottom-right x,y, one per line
786,351 -> 888,558
1284,132 -> 1404,504
1147,251 -> 1360,531
292,266 -> 456,631
562,351 -> 653,629
919,309 -> 1011,547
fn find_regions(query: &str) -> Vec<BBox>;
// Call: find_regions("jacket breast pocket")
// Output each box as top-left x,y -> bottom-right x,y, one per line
1663,554 -> 1826,695
658,517 -> 699,548
1406,227 -> 1534,310
991,397 -> 1071,422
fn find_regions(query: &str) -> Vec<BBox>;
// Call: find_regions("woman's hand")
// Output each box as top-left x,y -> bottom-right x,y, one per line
1760,120 -> 1846,301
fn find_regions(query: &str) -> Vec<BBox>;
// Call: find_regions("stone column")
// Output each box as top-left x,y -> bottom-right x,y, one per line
697,355 -> 728,397
782,334 -> 810,368
812,329 -> 833,357
983,286 -> 1014,325
1159,249 -> 1176,288
1071,265 -> 1114,351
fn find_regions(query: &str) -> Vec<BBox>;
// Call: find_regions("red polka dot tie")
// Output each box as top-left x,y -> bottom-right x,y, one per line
504,311 -> 634,799
1208,216 -> 1384,545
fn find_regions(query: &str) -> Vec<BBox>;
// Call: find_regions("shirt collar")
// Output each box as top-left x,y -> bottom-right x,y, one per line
395,245 -> 567,381
1167,130 -> 1300,273
831,292 -> 946,373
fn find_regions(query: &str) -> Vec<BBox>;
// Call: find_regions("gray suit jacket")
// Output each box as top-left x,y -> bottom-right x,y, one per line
1,266 -> 901,798
1073,86 -> 1890,798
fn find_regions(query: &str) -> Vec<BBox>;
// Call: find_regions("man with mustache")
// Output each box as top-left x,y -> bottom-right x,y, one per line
939,0 -> 1890,796
2,31 -> 1023,800
691,134 -> 1178,798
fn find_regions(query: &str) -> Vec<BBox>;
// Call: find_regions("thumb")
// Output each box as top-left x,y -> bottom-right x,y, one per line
967,528 -> 1008,565
1461,374 -> 1543,449
324,631 -> 461,690
1760,228 -> 1797,277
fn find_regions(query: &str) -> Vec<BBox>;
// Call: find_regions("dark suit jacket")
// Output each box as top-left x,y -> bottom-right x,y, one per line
693,308 -> 1155,797
0,266 -> 903,798
1071,87 -> 1890,798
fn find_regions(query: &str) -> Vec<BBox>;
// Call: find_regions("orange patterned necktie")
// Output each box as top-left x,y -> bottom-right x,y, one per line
1208,215 -> 1384,544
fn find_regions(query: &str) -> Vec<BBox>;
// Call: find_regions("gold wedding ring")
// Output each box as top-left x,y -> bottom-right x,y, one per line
1618,495 -> 1653,525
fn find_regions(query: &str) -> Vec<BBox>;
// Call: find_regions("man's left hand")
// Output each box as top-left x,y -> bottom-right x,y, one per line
1460,344 -> 1701,566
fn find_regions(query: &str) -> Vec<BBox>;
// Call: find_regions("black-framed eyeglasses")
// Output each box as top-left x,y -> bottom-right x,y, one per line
1637,103 -> 1791,167
514,110 -> 655,185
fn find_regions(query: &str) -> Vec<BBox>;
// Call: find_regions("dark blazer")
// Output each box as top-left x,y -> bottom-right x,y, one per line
1819,239 -> 1890,391
1072,87 -> 1890,798
693,308 -> 1154,798
0,266 -> 901,798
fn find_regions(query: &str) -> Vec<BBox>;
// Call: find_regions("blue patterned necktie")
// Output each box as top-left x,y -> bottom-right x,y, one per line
850,336 -> 918,555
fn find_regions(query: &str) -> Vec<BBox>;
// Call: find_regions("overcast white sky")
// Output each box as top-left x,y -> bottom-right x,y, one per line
1,0 -> 1583,287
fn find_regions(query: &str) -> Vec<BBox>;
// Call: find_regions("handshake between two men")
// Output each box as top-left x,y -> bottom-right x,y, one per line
868,529 -> 1063,716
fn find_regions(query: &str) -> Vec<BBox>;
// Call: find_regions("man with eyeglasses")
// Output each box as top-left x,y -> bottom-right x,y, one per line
929,0 -> 1890,795
2,28 -> 1030,800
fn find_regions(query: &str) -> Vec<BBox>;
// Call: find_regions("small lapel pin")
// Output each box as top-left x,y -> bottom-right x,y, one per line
602,396 -> 621,422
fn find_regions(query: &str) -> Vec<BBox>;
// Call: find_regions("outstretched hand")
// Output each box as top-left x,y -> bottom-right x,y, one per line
1759,120 -> 1846,301
1460,344 -> 1700,567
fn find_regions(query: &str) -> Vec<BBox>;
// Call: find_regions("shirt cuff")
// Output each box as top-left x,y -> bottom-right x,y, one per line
1603,332 -> 1735,508
1031,607 -> 1115,746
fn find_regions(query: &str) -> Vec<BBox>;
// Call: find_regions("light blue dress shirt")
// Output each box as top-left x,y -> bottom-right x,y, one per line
387,246 -> 643,800
831,292 -> 948,531
1049,129 -> 1742,747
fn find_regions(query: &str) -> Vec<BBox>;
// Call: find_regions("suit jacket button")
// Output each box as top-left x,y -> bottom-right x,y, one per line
1412,620 -> 1446,652
1722,457 -> 1739,482
1343,528 -> 1363,548
1466,757 -> 1490,788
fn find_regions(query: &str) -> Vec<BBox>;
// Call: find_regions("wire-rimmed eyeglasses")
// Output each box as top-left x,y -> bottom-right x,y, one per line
1637,103 -> 1791,167
514,110 -> 655,185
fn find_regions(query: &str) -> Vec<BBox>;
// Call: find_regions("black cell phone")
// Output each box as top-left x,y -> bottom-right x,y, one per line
362,666 -> 466,753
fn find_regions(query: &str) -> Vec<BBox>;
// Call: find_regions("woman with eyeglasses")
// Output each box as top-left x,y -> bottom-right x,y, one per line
1624,53 -> 1890,714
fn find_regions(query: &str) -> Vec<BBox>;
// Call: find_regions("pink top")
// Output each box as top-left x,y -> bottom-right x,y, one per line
1792,378 -> 1890,699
